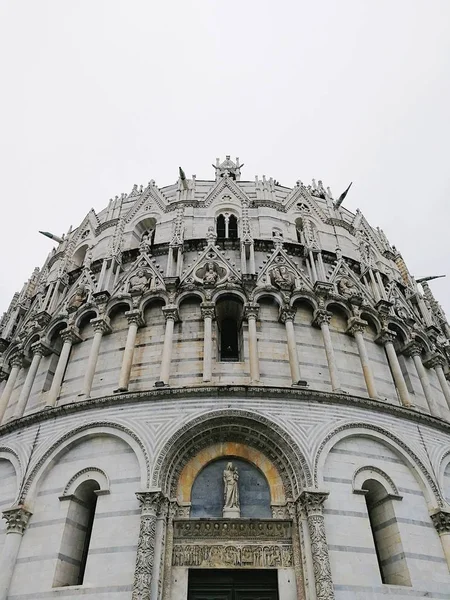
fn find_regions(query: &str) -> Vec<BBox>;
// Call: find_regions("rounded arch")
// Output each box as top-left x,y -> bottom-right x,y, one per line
74,307 -> 98,329
176,289 -> 206,308
211,289 -> 247,305
177,442 -> 285,504
3,342 -> 22,364
106,297 -> 133,319
360,309 -> 382,335
252,290 -> 284,309
0,447 -> 22,501
71,243 -> 90,269
437,447 -> 450,504
387,321 -> 411,347
290,292 -> 318,312
353,465 -> 400,496
21,422 -> 150,507
62,467 -> 110,497
314,422 -> 443,508
131,215 -> 159,238
152,409 -> 312,499
325,300 -> 353,320
23,332 -> 42,357
45,318 -> 68,345
140,291 -> 169,313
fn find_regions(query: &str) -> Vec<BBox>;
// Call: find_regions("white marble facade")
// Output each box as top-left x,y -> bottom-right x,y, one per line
1,157 -> 450,599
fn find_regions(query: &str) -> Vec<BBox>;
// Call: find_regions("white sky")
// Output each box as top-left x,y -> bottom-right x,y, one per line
1,1 -> 449,316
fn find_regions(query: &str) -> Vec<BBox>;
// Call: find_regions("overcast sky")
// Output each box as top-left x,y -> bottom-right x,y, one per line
1,1 -> 449,317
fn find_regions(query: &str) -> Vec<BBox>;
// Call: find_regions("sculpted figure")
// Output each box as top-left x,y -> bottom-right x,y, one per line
129,269 -> 149,293
271,266 -> 294,291
203,261 -> 219,286
67,284 -> 87,312
223,462 -> 240,509
139,232 -> 152,254
206,225 -> 216,245
338,277 -> 359,298
83,246 -> 93,269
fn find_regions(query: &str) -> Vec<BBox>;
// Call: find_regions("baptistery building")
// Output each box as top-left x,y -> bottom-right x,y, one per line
1,157 -> 450,600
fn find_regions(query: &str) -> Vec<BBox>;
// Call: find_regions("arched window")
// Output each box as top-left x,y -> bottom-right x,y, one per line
216,296 -> 243,362
216,214 -> 226,239
363,478 -> 411,586
216,214 -> 238,240
53,480 -> 100,587
228,215 -> 238,239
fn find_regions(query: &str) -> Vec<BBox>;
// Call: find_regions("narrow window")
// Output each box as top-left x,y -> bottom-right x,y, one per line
53,480 -> 99,587
363,479 -> 411,586
220,318 -> 239,361
217,215 -> 226,239
228,215 -> 238,239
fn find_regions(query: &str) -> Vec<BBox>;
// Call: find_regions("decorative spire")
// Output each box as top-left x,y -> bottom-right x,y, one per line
213,156 -> 243,181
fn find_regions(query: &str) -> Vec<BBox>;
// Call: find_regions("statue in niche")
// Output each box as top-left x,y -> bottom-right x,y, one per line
206,225 -> 216,245
391,287 -> 409,320
129,268 -> 150,294
223,462 -> 240,517
337,277 -> 359,298
83,246 -> 93,269
270,266 -> 295,291
139,231 -> 153,254
203,261 -> 219,286
67,284 -> 88,313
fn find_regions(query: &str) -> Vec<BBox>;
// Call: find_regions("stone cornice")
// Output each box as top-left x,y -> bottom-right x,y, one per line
3,384 -> 450,439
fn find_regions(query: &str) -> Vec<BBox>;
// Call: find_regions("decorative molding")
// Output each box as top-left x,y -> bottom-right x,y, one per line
62,466 -> 110,496
173,519 -> 292,541
20,421 -> 150,503
313,422 -> 444,507
431,510 -> 450,534
2,505 -> 32,534
172,543 -> 293,568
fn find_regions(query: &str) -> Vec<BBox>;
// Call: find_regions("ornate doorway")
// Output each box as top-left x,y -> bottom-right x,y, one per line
188,569 -> 279,600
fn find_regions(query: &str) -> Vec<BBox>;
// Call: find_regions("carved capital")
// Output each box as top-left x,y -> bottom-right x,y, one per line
375,328 -> 397,346
312,309 -> 332,327
125,310 -> 145,328
3,506 -> 32,535
280,307 -> 296,324
60,327 -> 82,345
136,490 -> 166,517
244,303 -> 259,321
30,340 -> 52,357
299,490 -> 329,517
9,351 -> 24,369
313,281 -> 333,297
402,341 -> 423,358
91,317 -> 112,335
375,299 -> 393,318
162,306 -> 179,323
200,302 -> 215,320
424,353 -> 446,369
346,317 -> 368,336
431,510 -> 450,534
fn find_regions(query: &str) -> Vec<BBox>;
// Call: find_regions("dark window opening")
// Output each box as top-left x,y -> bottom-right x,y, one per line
229,215 -> 238,239
220,318 -> 239,361
217,215 -> 226,239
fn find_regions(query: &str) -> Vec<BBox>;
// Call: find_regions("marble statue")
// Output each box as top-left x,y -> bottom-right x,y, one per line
129,269 -> 150,294
67,284 -> 87,313
223,462 -> 240,510
203,262 -> 219,286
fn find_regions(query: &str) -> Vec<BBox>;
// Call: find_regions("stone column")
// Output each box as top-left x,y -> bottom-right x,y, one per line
158,307 -> 178,386
431,510 -> 450,571
287,501 -> 306,600
45,328 -> 81,408
162,502 -> 178,600
151,498 -> 169,600
300,490 -> 335,600
201,303 -> 215,383
403,342 -> 440,418
80,317 -> 111,398
132,491 -> 165,600
0,352 -> 23,424
116,310 -> 144,392
13,341 -> 49,420
347,318 -> 378,399
425,355 -> 450,411
280,307 -> 305,386
377,330 -> 412,408
314,310 -> 342,392
0,506 -> 32,600
245,303 -> 260,383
